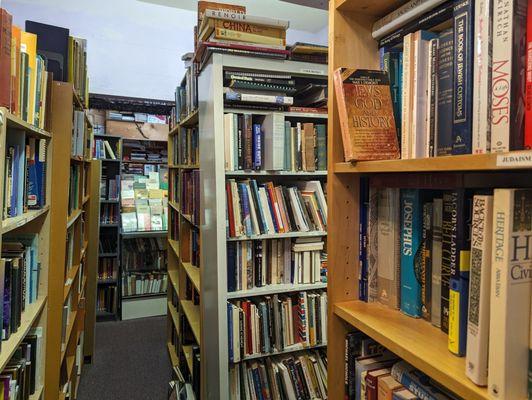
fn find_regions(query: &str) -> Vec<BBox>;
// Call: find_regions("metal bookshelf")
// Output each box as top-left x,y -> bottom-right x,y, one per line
198,53 -> 328,399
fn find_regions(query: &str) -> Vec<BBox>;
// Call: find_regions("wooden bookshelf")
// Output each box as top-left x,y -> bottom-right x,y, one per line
46,81 -> 97,400
326,1 -> 492,399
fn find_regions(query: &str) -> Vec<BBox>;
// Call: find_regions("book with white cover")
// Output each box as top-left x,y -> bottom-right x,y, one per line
263,113 -> 285,170
203,9 -> 290,29
377,188 -> 401,309
466,195 -> 493,386
488,189 -> 532,399
472,0 -> 492,154
401,33 -> 413,160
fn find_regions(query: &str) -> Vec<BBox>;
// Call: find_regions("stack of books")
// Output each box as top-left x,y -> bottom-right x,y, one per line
360,180 -> 532,396
93,138 -> 119,160
288,42 -> 328,64
226,179 -> 327,238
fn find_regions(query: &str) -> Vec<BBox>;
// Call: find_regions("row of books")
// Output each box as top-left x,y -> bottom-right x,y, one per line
121,205 -> 167,232
0,327 -> 43,400
173,127 -> 199,166
227,290 -> 327,361
99,173 -> 120,201
121,272 -> 168,297
226,179 -> 327,238
99,233 -> 117,254
345,330 -> 457,400
0,10 -> 50,128
98,258 -> 117,281
97,286 -> 117,314
169,207 -> 179,242
3,135 -> 47,219
181,170 -> 200,225
100,203 -> 118,225
228,349 -> 327,399
360,184 -> 532,396
93,138 -> 119,160
71,110 -> 87,158
223,113 -> 327,172
227,238 -> 326,292
107,110 -> 167,124
122,238 -> 167,272
1,235 -> 41,346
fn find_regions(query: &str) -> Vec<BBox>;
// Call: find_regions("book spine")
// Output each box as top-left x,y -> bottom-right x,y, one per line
204,9 -> 290,29
367,187 -> 379,302
428,39 -> 438,157
359,178 -> 369,301
0,10 -> 12,108
488,189 -> 532,399
441,191 -> 454,333
237,115 -> 243,170
465,195 -> 493,386
252,123 -> 262,170
244,114 -> 253,170
451,0 -> 474,155
472,0 -> 493,154
421,202 -> 433,320
401,34 -> 412,160
384,51 -> 403,148
436,29 -> 454,156
526,0 -> 532,149
215,27 -> 286,46
431,198 -> 443,328
315,125 -> 327,171
400,189 -> 422,317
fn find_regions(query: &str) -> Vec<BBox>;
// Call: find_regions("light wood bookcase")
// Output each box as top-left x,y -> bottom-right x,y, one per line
46,82 -> 98,400
0,107 -> 52,400
324,1 -> 532,399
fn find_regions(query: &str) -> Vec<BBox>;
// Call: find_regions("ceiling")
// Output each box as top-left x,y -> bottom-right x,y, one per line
137,0 -> 328,31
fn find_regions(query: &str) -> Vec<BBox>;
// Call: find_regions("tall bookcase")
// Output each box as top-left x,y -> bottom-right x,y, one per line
197,53 -> 328,399
0,108 -> 52,400
325,1 -> 514,399
46,81 -> 98,400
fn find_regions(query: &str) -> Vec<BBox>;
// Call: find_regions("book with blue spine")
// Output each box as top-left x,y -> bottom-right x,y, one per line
227,303 -> 234,362
249,180 -> 266,234
383,50 -> 403,148
252,123 -> 262,170
400,189 -> 423,317
437,28 -> 454,156
238,183 -> 252,236
27,138 -> 46,209
452,0 -> 474,154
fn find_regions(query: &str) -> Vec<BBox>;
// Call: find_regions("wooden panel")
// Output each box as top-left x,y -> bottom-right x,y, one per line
105,120 -> 169,141
336,0 -> 407,14
335,301 -> 489,400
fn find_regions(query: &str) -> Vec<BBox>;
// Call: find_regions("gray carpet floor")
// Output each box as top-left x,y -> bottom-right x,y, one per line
77,316 -> 171,400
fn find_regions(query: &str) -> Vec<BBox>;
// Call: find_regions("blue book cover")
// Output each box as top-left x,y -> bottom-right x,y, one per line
27,138 -> 46,209
3,263 -> 11,339
250,180 -> 266,234
383,50 -> 403,150
238,183 -> 252,236
452,0 -> 474,154
400,189 -> 422,317
263,184 -> 279,233
251,367 -> 263,399
436,29 -> 454,156
227,303 -> 234,362
359,177 -> 369,301
252,124 -> 262,170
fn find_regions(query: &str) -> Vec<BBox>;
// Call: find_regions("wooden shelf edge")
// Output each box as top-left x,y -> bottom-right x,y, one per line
60,310 -> 78,364
182,344 -> 194,375
178,109 -> 199,127
29,385 -> 44,400
181,262 -> 200,292
1,107 -> 52,139
333,301 -> 488,400
227,282 -> 327,299
66,209 -> 82,229
168,300 -> 180,330
168,239 -> 180,258
64,263 -> 81,302
167,342 -> 179,367
240,343 -> 326,362
168,269 -> 180,297
2,206 -> 50,234
180,300 -> 201,346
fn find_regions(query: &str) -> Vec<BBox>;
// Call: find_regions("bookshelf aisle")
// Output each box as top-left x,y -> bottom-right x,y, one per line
94,134 -> 122,321
47,81 -> 98,400
198,54 -> 328,399
327,1 -> 532,400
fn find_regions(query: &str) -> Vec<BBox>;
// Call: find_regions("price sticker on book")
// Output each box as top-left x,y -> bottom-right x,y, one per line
496,152 -> 532,167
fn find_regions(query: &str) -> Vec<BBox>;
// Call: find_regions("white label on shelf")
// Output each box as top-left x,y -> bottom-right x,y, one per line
496,152 -> 532,167
300,68 -> 326,75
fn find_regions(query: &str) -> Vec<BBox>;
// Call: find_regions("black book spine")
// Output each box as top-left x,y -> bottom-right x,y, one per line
428,39 -> 438,157
441,191 -> 459,333
237,115 -> 243,170
421,202 -> 433,321
255,241 -> 263,288
244,114 -> 253,170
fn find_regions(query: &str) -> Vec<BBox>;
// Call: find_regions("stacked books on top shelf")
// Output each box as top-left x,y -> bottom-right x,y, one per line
174,53 -> 198,124
335,0 -> 532,161
224,112 -> 326,172
0,10 -> 51,129
195,1 -> 290,64
226,180 -> 327,238
120,172 -> 168,232
93,137 -> 120,160
360,179 -> 532,397
3,133 -> 47,218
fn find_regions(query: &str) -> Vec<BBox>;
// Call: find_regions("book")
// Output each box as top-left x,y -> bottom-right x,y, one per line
488,189 -> 532,399
472,0 -> 493,154
391,361 -> 455,399
401,33 -> 413,159
202,8 -> 289,29
436,29 -> 454,156
451,0 -> 474,155
367,187 -> 379,302
378,375 -> 403,399
263,113 -> 285,170
0,9 -> 12,108
400,189 -> 422,318
431,198 -> 443,328
466,195 -> 493,386
491,0 -> 528,152
20,31 -> 37,125
421,202 -> 433,320
526,0 -> 532,149
333,68 -> 400,161
382,50 -> 403,148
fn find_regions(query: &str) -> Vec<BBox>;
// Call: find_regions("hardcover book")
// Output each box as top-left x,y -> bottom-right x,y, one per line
431,198 -> 443,327
333,68 -> 400,161
368,187 -> 379,302
0,9 -> 12,109
263,112 -> 285,170
436,29 -> 454,156
421,202 -> 433,320
526,0 -> 532,149
400,189 -> 423,318
488,189 -> 532,399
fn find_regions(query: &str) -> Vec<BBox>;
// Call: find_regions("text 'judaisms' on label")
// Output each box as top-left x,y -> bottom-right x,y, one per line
496,152 -> 532,167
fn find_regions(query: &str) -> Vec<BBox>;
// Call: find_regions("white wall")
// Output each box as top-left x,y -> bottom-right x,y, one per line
3,0 -> 328,101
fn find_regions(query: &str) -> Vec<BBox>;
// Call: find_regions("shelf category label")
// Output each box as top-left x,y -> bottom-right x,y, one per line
496,151 -> 532,167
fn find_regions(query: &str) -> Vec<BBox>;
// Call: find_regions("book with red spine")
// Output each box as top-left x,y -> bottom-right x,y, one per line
265,182 -> 284,233
525,0 -> 532,148
0,9 -> 12,108
226,181 -> 236,237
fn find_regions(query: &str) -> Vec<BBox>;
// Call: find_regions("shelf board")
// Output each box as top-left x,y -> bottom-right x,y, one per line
168,300 -> 180,331
169,125 -> 179,136
182,344 -> 194,375
334,150 -> 532,173
168,269 -> 180,296
226,170 -> 327,176
2,206 -> 50,234
168,201 -> 179,212
122,292 -> 167,300
227,282 -> 327,299
64,263 -> 81,301
168,239 -> 180,258
121,230 -> 167,238
241,343 -> 326,362
100,199 -> 119,204
0,296 -> 47,371
335,0 -> 400,14
67,209 -> 82,229
72,88 -> 86,110
167,342 -> 179,367
80,240 -> 89,259
122,159 -> 166,165
82,195 -> 90,205
97,279 -> 118,285
182,262 -> 200,291
181,300 -> 201,346
224,108 -> 328,120
227,230 -> 327,241
60,310 -> 78,363
334,301 -> 488,400
178,109 -> 199,127
168,164 -> 179,169
2,108 -> 53,139
97,158 -> 120,163
29,385 -> 44,400
180,212 -> 198,228
178,164 -> 200,169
